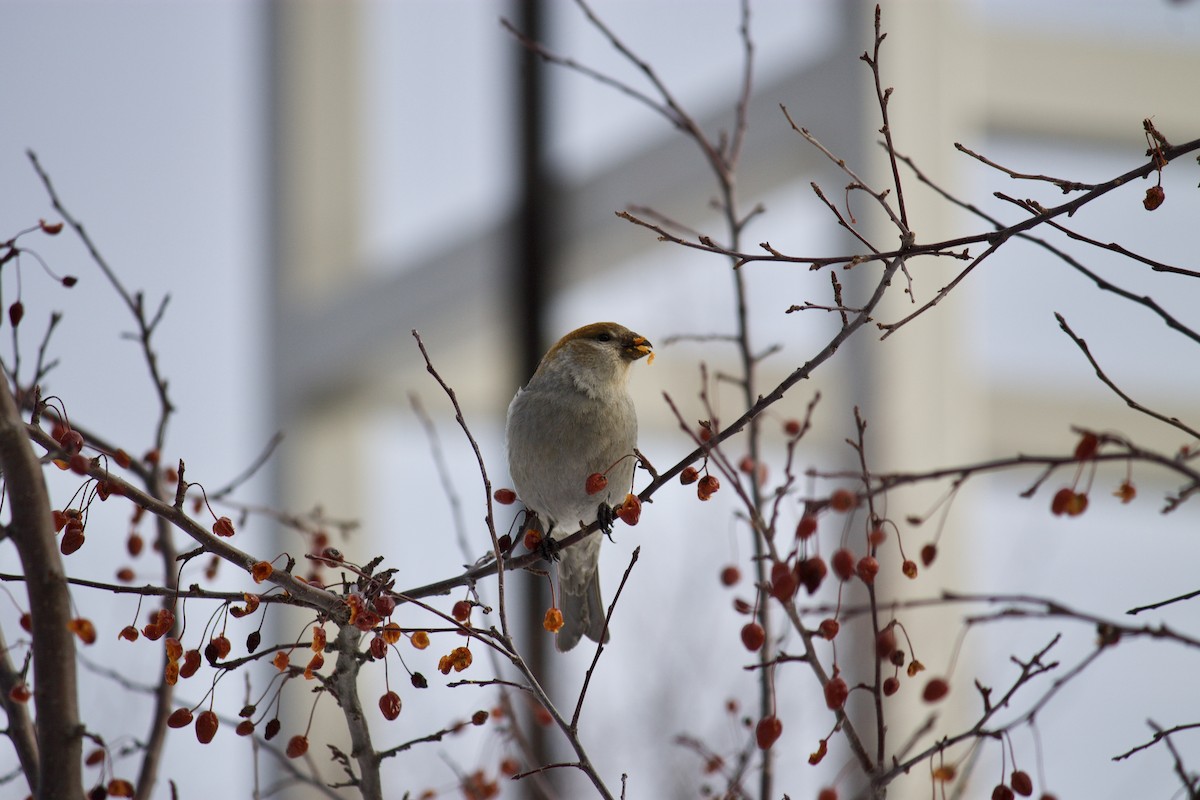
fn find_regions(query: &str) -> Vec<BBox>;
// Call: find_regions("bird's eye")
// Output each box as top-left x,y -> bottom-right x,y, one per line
596,332 -> 612,342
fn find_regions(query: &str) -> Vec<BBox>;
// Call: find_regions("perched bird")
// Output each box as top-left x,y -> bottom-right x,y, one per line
506,322 -> 652,651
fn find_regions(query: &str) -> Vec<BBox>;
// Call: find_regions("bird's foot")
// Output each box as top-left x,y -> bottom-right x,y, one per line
596,502 -> 616,539
535,533 -> 561,562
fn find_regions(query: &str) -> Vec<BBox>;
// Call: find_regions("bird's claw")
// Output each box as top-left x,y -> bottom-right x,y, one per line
536,534 -> 561,562
596,502 -> 615,536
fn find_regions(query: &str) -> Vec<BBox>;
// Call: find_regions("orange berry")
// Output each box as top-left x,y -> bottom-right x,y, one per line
680,466 -> 700,485
543,607 -> 564,633
615,493 -> 642,525
585,473 -> 608,495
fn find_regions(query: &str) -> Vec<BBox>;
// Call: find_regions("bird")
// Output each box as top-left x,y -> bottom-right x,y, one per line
505,322 -> 652,651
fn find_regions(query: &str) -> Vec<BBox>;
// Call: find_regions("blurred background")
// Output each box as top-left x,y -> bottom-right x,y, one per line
2,1 -> 1200,798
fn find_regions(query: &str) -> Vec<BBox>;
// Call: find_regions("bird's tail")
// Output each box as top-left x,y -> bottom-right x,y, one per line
557,568 -> 609,652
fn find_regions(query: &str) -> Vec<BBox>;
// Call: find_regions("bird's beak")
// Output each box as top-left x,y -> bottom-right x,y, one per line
625,334 -> 653,362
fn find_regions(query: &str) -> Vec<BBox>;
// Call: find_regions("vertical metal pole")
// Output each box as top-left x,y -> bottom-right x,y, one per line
511,1 -> 555,796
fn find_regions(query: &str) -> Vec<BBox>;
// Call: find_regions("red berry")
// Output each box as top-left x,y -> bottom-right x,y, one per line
755,716 -> 782,750
783,419 -> 802,436
992,785 -> 1015,800
697,475 -> 720,500
680,466 -> 700,485
719,565 -> 740,587
817,618 -> 840,640
1010,770 -> 1033,797
769,561 -> 797,601
875,627 -> 896,660
236,720 -> 255,736
922,677 -> 949,703
195,710 -> 219,744
856,556 -> 879,585
493,488 -> 516,505
882,676 -> 899,696
829,488 -> 856,512
452,600 -> 471,622
824,676 -> 849,710
795,514 -> 818,540
921,543 -> 937,567
167,708 -> 193,728
901,559 -> 918,579
1050,487 -> 1073,516
286,735 -> 309,758
379,691 -> 402,721
831,548 -> 856,581
740,622 -> 765,652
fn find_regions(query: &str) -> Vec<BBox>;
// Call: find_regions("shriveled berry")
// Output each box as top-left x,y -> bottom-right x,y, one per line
1144,185 -> 1165,210
902,559 -> 918,579
697,474 -> 720,500
797,556 -> 827,595
680,466 -> 700,485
